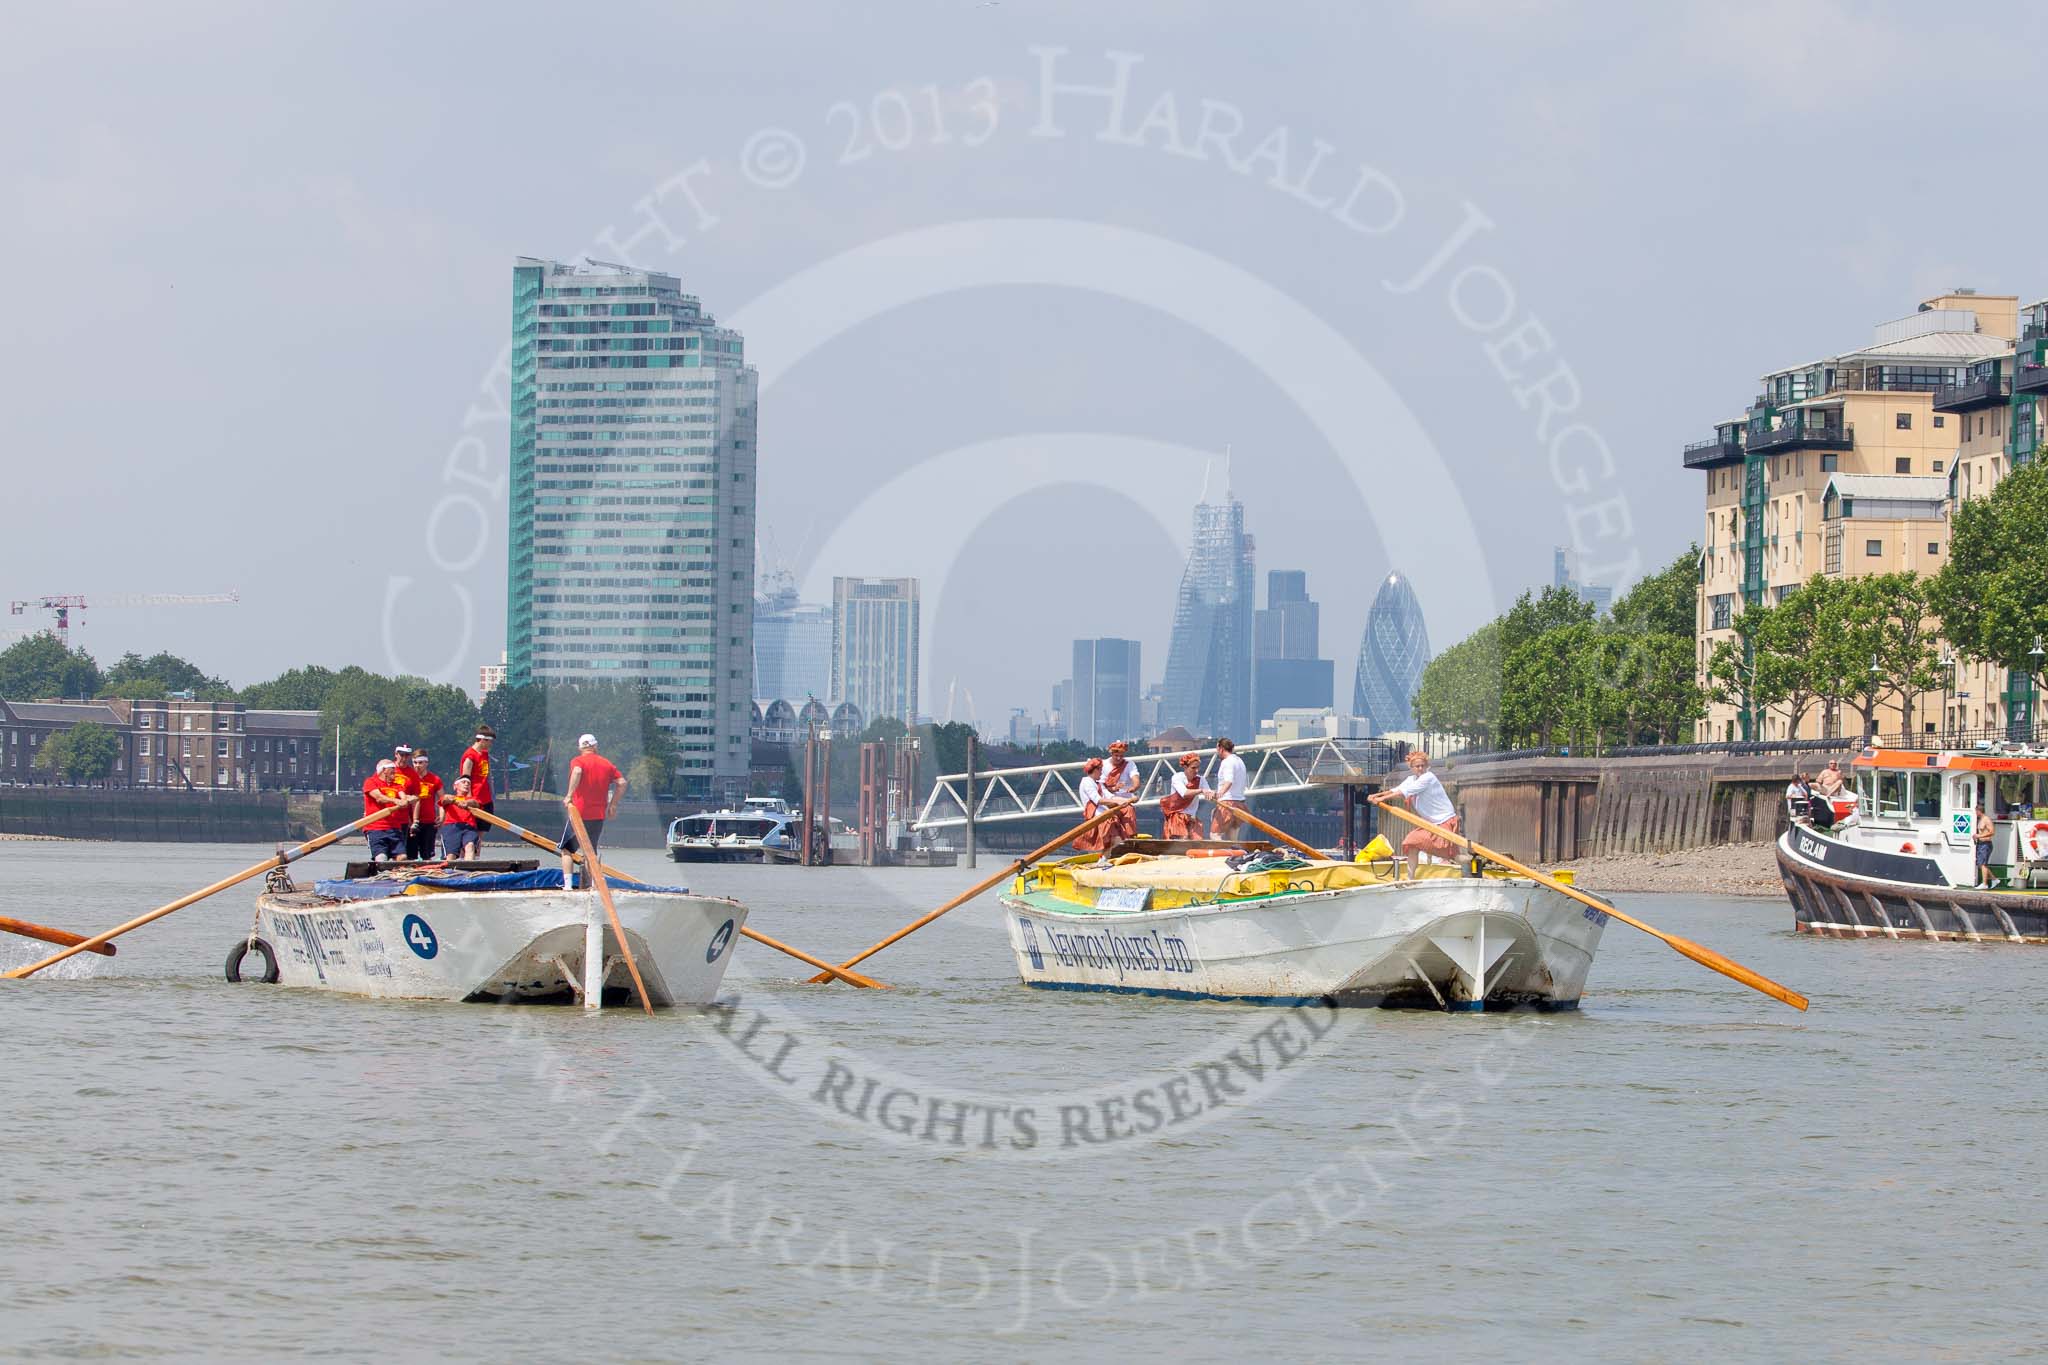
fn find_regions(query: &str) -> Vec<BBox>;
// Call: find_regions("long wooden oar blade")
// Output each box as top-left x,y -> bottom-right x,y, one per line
805,805 -> 1121,984
567,807 -> 653,1015
4,805 -> 401,980
1373,801 -> 1809,1012
741,926 -> 888,989
459,802 -> 889,988
1660,932 -> 1809,1012
0,914 -> 116,957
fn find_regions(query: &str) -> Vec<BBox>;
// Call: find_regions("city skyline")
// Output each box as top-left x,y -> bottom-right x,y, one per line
8,7 -> 2047,733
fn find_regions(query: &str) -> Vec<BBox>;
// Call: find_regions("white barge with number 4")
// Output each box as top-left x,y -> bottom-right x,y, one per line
233,860 -> 746,1007
1001,845 -> 1607,1010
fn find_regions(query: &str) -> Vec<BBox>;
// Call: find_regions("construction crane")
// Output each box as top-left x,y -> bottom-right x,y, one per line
8,592 -> 240,648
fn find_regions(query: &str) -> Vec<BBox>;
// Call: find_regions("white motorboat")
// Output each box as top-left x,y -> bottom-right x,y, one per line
239,861 -> 745,1007
665,797 -> 858,863
1000,848 -> 1606,1010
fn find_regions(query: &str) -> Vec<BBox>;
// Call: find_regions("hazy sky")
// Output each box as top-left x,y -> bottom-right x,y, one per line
3,0 -> 2041,726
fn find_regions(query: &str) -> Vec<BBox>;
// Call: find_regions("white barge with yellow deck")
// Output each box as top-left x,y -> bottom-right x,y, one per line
1000,846 -> 1606,1010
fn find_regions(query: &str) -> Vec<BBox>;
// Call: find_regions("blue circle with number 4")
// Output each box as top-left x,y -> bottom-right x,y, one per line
401,913 -> 439,960
706,918 -> 735,963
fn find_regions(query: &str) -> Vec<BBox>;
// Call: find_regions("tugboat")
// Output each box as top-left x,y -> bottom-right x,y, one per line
1776,742 -> 2048,941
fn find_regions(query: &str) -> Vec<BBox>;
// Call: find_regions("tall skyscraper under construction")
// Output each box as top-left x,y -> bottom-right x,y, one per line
1161,490 -> 1256,740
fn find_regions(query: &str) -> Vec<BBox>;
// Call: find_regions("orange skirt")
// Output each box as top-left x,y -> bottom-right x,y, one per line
1075,802 -> 1107,853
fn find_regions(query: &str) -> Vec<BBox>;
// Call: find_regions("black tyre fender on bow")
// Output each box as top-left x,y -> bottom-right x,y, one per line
224,937 -> 280,984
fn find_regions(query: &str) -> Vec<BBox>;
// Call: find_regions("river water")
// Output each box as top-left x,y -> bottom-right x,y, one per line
2,839 -> 2042,1360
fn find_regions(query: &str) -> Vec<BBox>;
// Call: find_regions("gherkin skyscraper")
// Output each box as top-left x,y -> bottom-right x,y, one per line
1353,572 -> 1430,735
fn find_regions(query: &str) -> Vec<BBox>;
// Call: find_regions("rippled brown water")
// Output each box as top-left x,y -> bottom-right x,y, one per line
3,840 -> 2043,1359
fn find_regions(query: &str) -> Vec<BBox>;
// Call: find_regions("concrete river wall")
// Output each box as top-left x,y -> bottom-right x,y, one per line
1436,745 -> 1855,864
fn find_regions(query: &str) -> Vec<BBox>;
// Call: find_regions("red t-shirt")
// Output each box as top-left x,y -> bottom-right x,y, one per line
413,771 -> 443,825
460,746 -> 494,804
361,773 -> 406,831
567,753 -> 623,820
440,794 -> 478,828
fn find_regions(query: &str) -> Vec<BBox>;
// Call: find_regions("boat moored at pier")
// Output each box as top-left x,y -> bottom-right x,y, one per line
1001,844 -> 1607,1010
1777,744 -> 2048,941
665,797 -> 859,863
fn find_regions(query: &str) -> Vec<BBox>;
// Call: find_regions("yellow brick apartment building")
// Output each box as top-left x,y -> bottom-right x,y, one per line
1686,291 -> 2046,741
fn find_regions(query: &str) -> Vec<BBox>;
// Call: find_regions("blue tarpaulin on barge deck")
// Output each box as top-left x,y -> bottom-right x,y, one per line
313,869 -> 687,901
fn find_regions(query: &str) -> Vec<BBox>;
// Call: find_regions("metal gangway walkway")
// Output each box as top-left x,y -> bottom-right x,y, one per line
911,737 -> 1405,831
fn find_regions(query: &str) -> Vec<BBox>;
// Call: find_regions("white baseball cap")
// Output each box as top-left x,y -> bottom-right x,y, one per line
578,733 -> 597,747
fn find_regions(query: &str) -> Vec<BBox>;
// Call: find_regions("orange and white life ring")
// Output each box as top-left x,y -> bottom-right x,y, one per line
2029,822 -> 2048,860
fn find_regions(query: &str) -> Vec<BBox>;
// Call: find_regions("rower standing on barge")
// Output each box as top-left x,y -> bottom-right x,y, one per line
1101,740 -> 1140,847
1160,752 -> 1214,840
1209,738 -> 1249,839
1370,749 -> 1460,876
460,726 -> 495,848
406,749 -> 444,861
559,733 -> 624,889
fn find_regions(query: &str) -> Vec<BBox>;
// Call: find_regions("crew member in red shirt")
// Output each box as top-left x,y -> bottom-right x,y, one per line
460,726 -> 495,846
560,732 -> 625,889
360,759 -> 411,862
385,744 -> 422,858
407,749 -> 444,861
439,776 -> 481,860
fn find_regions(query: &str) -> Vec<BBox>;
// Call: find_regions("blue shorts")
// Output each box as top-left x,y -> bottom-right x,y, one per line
367,829 -> 407,859
441,824 -> 474,858
1976,841 -> 1992,866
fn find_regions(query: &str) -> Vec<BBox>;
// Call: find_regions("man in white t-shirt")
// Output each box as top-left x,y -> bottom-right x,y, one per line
1369,750 -> 1460,874
1209,738 -> 1250,839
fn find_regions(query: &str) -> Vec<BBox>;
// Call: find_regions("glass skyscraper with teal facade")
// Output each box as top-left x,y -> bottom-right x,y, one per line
508,258 -> 756,801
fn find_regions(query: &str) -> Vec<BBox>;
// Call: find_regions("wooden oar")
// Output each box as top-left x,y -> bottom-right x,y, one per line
565,807 -> 653,1015
1229,808 -> 1331,862
458,802 -> 887,989
806,805 -> 1121,984
1372,801 -> 1809,1012
3,803 -> 410,980
0,914 -> 116,957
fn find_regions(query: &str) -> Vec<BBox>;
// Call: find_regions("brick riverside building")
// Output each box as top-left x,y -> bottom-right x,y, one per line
0,697 -> 322,790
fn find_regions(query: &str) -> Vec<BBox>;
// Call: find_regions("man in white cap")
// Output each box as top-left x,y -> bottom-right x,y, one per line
359,758 -> 411,863
560,732 -> 625,888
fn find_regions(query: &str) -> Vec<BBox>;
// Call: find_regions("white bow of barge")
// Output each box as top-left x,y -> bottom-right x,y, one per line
1000,849 -> 1607,1010
241,861 -> 746,1007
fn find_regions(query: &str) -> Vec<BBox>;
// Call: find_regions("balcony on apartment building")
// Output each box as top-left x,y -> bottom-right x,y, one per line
1746,411 -> 1853,454
2014,361 -> 2048,399
1681,430 -> 1746,469
1934,365 -> 2012,413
